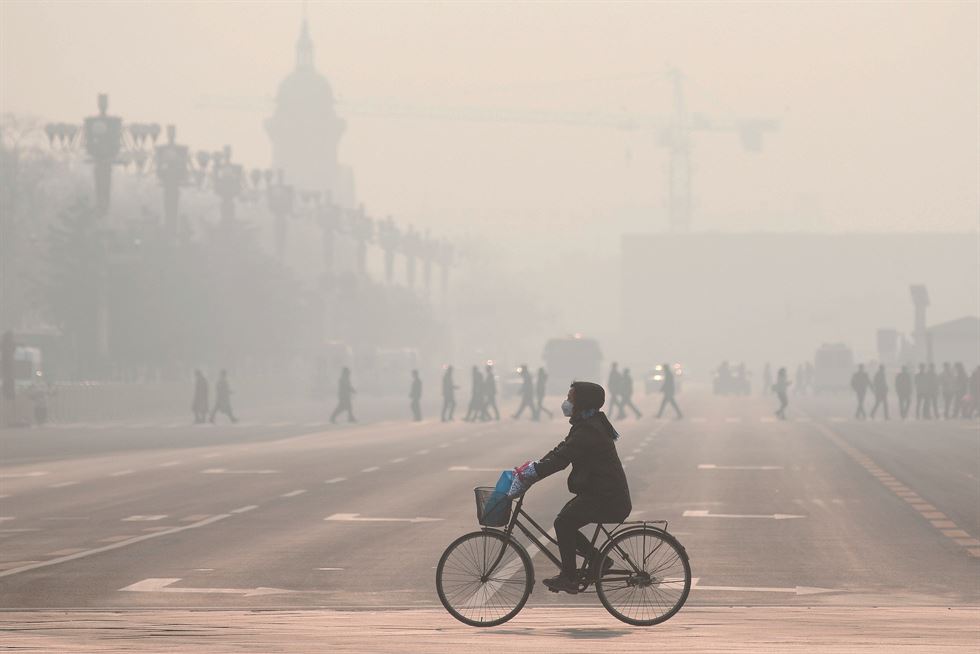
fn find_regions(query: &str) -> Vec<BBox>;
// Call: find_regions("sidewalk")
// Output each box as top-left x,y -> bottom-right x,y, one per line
1,607 -> 976,653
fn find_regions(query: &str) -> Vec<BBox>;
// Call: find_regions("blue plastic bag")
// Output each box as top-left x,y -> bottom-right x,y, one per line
481,470 -> 514,527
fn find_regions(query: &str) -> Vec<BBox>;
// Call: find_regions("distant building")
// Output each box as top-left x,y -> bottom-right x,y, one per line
265,17 -> 354,206
621,232 -> 979,377
927,316 -> 979,367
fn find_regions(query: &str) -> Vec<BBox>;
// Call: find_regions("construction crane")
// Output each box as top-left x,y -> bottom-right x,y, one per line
197,68 -> 778,231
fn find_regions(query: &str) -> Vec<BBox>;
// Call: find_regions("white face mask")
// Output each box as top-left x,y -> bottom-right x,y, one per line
561,399 -> 574,417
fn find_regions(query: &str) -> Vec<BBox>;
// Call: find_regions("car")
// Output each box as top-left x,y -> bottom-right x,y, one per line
645,363 -> 684,394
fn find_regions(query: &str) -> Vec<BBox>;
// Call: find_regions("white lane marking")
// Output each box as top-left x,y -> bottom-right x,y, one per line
691,578 -> 836,595
438,443 -> 450,448
324,477 -> 346,484
194,568 -> 214,571
0,495 -> 9,499
0,528 -> 39,533
41,517 -> 88,521
316,567 -> 344,571
120,577 -> 296,597
390,457 -> 407,463
47,547 -> 88,556
159,461 -> 181,467
361,466 -> 380,473
181,514 -> 211,522
683,509 -> 805,520
99,535 -> 136,543
325,513 -> 442,524
280,490 -> 307,498
201,453 -> 221,459
448,466 -> 504,472
109,470 -> 135,477
416,449 -> 430,455
49,481 -> 79,488
0,517 -> 15,522
0,514 -> 231,579
122,515 -> 168,522
698,464 -> 783,470
623,456 -> 636,462
0,471 -> 48,478
231,505 -> 258,514
201,468 -> 278,474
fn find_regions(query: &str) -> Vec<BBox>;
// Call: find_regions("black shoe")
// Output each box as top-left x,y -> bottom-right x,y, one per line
543,574 -> 579,594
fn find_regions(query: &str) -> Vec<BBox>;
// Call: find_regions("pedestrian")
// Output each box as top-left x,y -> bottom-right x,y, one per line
851,364 -> 872,419
926,363 -> 940,419
656,362 -> 683,419
952,362 -> 968,418
914,363 -> 929,419
483,363 -> 500,421
536,367 -> 553,419
192,369 -> 209,424
870,365 -> 889,420
209,369 -> 237,424
773,367 -> 791,419
330,367 -> 356,423
441,365 -> 457,422
895,365 -> 912,419
620,368 -> 642,418
409,369 -> 422,421
504,381 -> 630,594
939,362 -> 956,419
464,365 -> 484,422
513,365 -> 538,420
607,362 -> 623,419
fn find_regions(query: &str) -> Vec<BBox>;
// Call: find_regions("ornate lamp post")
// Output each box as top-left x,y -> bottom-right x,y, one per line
377,215 -> 401,285
348,203 -> 373,277
212,145 -> 243,225
266,169 -> 295,261
154,125 -> 189,240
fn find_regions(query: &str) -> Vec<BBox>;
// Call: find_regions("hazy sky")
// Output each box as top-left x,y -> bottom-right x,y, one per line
2,1 -> 978,253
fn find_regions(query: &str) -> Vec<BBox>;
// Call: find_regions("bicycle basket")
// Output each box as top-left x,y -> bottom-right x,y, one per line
475,486 -> 512,527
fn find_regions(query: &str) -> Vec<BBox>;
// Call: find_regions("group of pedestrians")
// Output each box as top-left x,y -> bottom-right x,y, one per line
852,361 -> 979,420
606,363 -> 644,419
510,364 -> 553,421
191,369 -> 236,424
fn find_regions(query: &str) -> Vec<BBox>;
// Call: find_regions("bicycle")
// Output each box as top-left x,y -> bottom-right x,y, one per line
435,486 -> 692,627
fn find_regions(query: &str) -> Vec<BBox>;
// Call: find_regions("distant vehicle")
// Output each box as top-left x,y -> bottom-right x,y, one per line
713,361 -> 751,395
813,343 -> 854,393
14,346 -> 43,389
645,363 -> 684,394
502,366 -> 526,400
542,334 -> 602,394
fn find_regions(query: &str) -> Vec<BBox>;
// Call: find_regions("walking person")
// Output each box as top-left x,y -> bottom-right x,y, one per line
536,367 -> 553,419
192,369 -> 209,424
441,365 -> 458,422
895,366 -> 912,419
926,363 -> 940,419
656,362 -> 683,419
464,365 -> 484,422
914,363 -> 929,419
409,369 -> 422,421
851,364 -> 872,419
952,362 -> 968,418
482,363 -> 500,421
940,362 -> 955,419
607,362 -> 624,419
773,367 -> 791,420
330,367 -> 356,423
512,365 -> 538,420
870,365 -> 889,420
620,368 -> 642,418
209,369 -> 237,424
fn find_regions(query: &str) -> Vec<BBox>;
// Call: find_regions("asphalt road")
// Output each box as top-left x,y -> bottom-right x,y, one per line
1,391 -> 977,612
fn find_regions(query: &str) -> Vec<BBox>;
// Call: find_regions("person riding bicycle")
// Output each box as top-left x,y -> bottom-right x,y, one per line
508,380 -> 631,594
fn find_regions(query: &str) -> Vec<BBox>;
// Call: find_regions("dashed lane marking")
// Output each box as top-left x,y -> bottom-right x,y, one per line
48,481 -> 79,488
316,567 -> 344,571
812,420 -> 980,558
448,466 -> 504,472
109,470 -> 135,477
698,464 -> 782,470
181,514 -> 211,522
230,505 -> 258,514
0,471 -> 48,479
201,468 -> 278,474
159,461 -> 181,467
45,548 -> 88,556
0,513 -> 231,577
416,449 -> 430,455
683,510 -> 805,520
99,535 -> 136,543
122,515 -> 168,522
280,489 -> 307,498
623,456 -> 636,462
390,457 -> 407,463
325,513 -> 442,524
0,517 -> 16,523
361,466 -> 380,473
324,477 -> 346,484
724,417 -> 742,423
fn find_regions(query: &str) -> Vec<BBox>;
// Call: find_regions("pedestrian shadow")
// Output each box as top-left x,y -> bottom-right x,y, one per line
489,627 -> 631,639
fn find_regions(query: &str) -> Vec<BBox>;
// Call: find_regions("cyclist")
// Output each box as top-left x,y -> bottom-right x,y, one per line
508,380 -> 631,594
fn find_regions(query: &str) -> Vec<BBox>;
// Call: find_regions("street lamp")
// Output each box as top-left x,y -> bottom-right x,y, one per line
154,125 -> 189,240
266,169 -> 295,261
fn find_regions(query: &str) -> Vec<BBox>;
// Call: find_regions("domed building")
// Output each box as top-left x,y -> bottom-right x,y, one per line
265,18 -> 354,206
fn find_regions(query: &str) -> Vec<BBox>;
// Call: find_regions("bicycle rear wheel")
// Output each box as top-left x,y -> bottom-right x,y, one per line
436,530 -> 532,627
595,527 -> 691,626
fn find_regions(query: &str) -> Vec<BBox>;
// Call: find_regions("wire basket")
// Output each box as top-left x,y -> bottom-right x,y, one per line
474,486 -> 512,527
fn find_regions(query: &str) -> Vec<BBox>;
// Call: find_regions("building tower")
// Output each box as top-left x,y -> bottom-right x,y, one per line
265,16 -> 354,206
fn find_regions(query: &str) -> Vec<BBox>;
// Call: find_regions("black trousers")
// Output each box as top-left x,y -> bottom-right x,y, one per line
554,494 -> 631,577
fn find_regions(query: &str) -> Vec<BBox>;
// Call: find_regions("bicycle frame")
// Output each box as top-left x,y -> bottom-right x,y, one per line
483,493 -> 670,587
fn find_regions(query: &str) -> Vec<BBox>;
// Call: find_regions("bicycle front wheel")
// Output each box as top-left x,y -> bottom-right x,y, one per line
596,528 -> 691,626
436,530 -> 533,627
